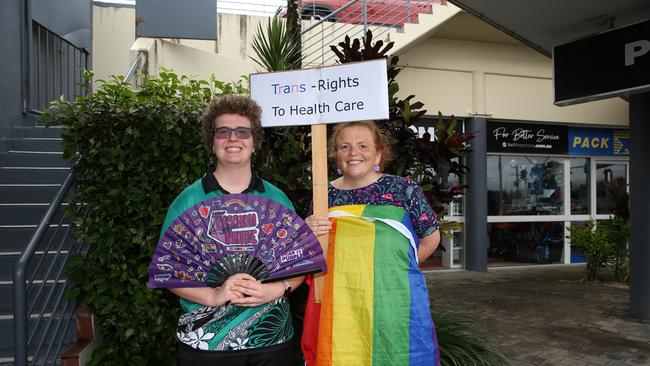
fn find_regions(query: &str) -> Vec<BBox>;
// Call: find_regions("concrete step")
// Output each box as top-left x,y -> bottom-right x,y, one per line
0,281 -> 68,313
0,186 -> 60,204
0,168 -> 70,184
13,126 -> 62,139
0,227 -> 68,253
2,138 -> 64,153
0,251 -> 72,282
0,313 -> 76,360
0,205 -> 69,226
0,152 -> 69,168
0,346 -> 12,364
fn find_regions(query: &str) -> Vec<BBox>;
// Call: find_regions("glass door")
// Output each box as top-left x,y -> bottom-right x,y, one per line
593,160 -> 629,217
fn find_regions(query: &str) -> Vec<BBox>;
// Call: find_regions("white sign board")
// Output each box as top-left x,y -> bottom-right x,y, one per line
250,59 -> 389,127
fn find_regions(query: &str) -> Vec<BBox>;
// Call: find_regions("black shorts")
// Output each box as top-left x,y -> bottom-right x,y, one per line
177,340 -> 295,366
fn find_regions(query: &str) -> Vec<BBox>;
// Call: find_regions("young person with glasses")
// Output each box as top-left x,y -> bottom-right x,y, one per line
160,95 -> 303,365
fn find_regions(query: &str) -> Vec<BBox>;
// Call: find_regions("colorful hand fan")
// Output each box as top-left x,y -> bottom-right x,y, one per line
147,194 -> 326,288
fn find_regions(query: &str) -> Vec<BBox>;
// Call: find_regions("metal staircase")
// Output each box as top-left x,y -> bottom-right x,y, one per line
0,121 -> 74,365
1,5 -> 89,364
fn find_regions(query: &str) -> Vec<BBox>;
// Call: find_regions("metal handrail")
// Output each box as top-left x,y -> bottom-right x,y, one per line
22,16 -> 90,116
300,0 -> 438,67
13,173 -> 78,366
124,53 -> 142,84
302,0 -> 361,33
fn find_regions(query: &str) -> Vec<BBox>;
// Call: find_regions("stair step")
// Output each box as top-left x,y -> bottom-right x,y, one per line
0,226 -> 69,252
2,138 -> 64,153
0,281 -> 68,312
0,168 -> 70,184
0,205 -> 69,226
0,251 -> 73,282
0,347 -> 13,363
13,126 -> 62,139
0,186 -> 61,204
0,152 -> 69,168
0,313 -> 76,356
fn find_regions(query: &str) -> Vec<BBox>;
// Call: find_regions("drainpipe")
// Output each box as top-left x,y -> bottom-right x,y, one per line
20,0 -> 33,114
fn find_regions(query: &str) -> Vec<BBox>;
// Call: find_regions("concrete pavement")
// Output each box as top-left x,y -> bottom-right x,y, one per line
424,264 -> 650,366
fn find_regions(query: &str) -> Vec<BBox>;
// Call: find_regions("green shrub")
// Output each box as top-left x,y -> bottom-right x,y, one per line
600,216 -> 630,282
568,220 -> 611,281
568,217 -> 630,282
432,305 -> 508,366
42,71 -> 247,365
568,176 -> 630,283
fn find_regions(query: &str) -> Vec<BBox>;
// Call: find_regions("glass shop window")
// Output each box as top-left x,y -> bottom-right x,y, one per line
488,221 -> 564,265
487,156 -> 564,216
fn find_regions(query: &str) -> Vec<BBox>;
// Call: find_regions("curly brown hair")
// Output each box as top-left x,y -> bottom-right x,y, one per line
201,95 -> 264,157
328,121 -> 392,169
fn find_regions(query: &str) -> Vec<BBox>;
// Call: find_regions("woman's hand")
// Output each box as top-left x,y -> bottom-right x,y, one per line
305,215 -> 333,237
229,276 -> 305,307
229,280 -> 284,307
167,272 -> 255,308
212,273 -> 256,307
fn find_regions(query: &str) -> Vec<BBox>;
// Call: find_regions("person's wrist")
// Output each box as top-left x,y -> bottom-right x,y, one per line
281,280 -> 291,298
211,287 -> 226,307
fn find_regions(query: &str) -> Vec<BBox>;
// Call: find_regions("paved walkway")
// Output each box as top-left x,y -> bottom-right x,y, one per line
424,265 -> 650,366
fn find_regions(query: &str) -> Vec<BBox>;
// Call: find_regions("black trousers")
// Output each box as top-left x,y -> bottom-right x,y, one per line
177,340 -> 295,366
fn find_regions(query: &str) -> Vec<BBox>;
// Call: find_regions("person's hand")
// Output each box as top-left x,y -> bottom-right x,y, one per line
211,273 -> 256,307
305,215 -> 332,237
229,280 -> 285,307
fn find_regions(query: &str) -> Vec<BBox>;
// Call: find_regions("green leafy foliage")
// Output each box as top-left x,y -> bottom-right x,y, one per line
568,217 -> 630,282
602,216 -> 630,282
250,18 -> 301,72
432,305 -> 508,366
567,220 -> 611,281
568,180 -> 630,282
42,70 -> 247,365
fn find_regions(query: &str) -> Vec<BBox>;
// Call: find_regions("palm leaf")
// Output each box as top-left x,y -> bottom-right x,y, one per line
432,305 -> 509,366
250,18 -> 301,72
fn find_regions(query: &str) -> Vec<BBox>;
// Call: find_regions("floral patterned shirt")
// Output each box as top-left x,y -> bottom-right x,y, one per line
328,174 -> 439,238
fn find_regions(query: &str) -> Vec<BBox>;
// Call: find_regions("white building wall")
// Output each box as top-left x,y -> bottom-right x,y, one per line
93,5 -> 135,82
395,14 -> 629,126
92,6 -> 628,127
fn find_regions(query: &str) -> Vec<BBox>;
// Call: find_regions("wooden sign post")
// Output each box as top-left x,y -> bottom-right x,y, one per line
250,59 -> 389,302
310,124 -> 329,301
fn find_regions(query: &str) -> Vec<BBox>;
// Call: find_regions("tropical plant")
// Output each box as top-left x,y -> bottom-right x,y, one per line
602,216 -> 630,282
42,70 -> 247,365
568,220 -> 611,281
250,17 -> 301,72
432,305 -> 508,366
568,179 -> 630,283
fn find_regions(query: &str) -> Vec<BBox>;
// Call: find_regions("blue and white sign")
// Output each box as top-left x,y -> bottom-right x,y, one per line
568,128 -> 630,156
250,59 -> 389,127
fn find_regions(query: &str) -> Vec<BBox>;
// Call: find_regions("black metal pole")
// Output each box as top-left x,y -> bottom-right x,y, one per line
465,117 -> 488,271
629,92 -> 650,319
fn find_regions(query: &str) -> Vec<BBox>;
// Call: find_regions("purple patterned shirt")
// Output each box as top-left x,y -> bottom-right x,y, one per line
328,174 -> 439,238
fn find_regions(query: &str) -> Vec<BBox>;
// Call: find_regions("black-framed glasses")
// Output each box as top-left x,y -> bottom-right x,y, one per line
214,127 -> 253,140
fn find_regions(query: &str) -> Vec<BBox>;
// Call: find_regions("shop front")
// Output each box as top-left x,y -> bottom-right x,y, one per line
484,121 -> 630,267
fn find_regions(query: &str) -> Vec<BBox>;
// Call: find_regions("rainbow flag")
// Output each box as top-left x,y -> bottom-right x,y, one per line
302,204 -> 440,366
